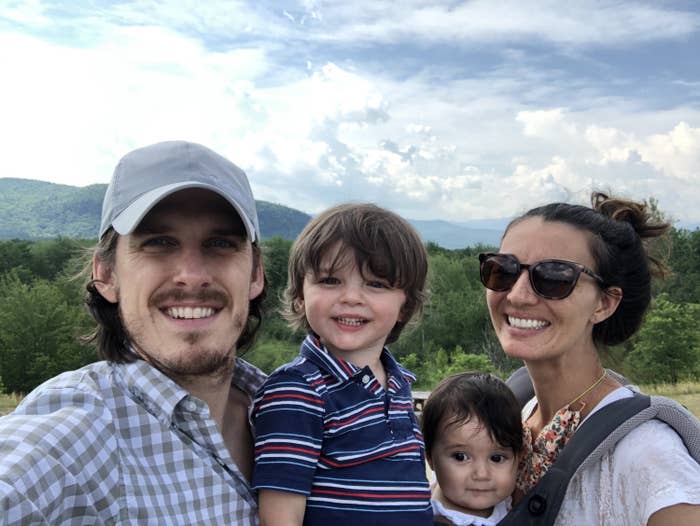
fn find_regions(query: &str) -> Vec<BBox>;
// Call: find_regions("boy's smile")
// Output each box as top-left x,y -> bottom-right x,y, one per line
301,245 -> 406,367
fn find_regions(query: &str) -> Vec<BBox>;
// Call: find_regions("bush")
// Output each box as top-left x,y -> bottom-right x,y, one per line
626,295 -> 700,384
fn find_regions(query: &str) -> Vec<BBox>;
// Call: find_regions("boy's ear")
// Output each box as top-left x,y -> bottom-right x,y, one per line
92,254 -> 118,304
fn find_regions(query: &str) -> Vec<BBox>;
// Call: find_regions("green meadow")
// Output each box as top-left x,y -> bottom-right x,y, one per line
2,383 -> 700,418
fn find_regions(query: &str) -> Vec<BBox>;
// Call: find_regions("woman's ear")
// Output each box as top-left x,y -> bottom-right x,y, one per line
92,254 -> 118,304
590,286 -> 623,325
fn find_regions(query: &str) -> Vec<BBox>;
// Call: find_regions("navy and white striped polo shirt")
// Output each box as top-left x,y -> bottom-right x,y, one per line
252,334 -> 433,525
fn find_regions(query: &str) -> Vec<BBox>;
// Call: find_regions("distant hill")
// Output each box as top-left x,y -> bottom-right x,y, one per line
0,178 -> 503,247
0,178 -> 310,241
409,219 -> 501,249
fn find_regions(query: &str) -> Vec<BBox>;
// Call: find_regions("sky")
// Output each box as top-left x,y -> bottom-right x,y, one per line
1,1 -> 699,224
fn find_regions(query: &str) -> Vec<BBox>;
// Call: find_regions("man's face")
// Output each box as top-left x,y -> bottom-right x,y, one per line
94,188 -> 264,379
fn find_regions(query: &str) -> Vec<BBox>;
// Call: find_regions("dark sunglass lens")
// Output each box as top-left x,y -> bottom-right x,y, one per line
482,255 -> 519,291
533,261 -> 578,298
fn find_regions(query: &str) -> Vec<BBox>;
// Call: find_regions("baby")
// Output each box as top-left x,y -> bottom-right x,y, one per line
421,372 -> 524,526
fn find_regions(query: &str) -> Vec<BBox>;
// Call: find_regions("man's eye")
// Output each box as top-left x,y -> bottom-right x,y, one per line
207,238 -> 236,249
142,237 -> 175,248
452,452 -> 468,462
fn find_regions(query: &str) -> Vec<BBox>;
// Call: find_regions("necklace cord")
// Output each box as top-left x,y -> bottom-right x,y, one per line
565,369 -> 607,408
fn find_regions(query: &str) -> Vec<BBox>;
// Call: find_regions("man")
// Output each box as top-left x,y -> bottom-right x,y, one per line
0,141 -> 267,524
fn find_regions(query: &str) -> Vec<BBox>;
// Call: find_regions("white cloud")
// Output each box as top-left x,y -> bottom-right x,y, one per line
641,122 -> 700,182
0,1 -> 698,224
517,109 -> 579,139
290,0 -> 700,47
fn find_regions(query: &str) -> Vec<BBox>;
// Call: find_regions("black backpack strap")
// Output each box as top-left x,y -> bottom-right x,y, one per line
498,393 -> 650,525
505,366 -> 536,408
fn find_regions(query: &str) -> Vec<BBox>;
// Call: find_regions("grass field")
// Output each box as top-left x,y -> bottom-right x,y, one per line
641,381 -> 700,418
2,383 -> 700,418
0,393 -> 23,416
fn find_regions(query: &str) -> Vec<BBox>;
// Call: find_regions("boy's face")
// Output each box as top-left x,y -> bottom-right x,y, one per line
301,244 -> 406,365
427,416 -> 517,518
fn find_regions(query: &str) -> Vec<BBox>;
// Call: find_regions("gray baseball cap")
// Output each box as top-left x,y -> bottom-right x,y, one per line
99,141 -> 259,242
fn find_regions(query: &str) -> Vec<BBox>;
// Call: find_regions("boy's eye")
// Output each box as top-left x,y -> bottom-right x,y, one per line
367,280 -> 389,289
319,276 -> 340,285
452,452 -> 468,462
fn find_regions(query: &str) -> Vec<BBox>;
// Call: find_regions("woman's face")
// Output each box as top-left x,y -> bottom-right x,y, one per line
486,217 -> 613,363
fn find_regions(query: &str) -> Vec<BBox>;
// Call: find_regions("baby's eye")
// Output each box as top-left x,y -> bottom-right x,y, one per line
452,452 -> 468,462
490,454 -> 507,463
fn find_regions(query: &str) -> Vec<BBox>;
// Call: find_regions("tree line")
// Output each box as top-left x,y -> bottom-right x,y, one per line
1,227 -> 699,394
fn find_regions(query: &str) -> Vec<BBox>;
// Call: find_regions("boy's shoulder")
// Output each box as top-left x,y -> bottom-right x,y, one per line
262,353 -> 325,389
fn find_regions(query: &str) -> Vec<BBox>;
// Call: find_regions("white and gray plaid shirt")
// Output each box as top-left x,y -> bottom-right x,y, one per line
0,357 -> 266,525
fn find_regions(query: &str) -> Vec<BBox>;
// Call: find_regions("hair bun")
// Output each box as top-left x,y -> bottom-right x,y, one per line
592,191 -> 668,241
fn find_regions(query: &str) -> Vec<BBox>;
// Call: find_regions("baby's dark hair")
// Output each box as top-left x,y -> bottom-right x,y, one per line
421,372 -> 524,455
507,191 -> 670,346
283,203 -> 428,344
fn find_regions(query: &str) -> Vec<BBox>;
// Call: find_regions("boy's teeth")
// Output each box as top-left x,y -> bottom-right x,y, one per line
167,307 -> 214,319
336,317 -> 364,326
508,316 -> 549,329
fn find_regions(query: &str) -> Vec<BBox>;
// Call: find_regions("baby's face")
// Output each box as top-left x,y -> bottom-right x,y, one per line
428,416 -> 517,518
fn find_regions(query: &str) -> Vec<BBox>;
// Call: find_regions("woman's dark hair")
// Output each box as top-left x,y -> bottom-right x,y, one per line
283,203 -> 428,344
82,228 -> 266,363
505,191 -> 670,346
421,372 -> 524,455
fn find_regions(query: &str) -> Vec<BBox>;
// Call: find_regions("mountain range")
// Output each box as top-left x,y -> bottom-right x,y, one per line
0,177 -> 507,248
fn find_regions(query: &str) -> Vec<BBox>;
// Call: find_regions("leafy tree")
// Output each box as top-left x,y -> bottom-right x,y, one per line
29,237 -> 86,281
404,346 -> 494,389
659,227 -> 700,304
259,237 -> 296,342
0,273 -> 96,393
244,338 -> 299,374
626,295 -> 700,384
0,239 -> 31,270
394,252 -> 491,361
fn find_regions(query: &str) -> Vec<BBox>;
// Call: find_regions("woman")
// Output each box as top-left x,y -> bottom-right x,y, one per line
479,192 -> 700,525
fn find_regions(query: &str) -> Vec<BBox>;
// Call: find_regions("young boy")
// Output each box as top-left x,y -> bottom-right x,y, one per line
421,372 -> 524,526
253,203 -> 433,526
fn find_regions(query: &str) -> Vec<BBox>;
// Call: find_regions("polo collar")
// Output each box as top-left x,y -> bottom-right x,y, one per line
299,334 -> 413,388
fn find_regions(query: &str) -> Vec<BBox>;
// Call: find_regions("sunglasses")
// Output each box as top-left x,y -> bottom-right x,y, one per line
478,253 -> 606,300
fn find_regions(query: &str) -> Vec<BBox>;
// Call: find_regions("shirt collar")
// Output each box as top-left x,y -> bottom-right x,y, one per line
111,356 -> 266,423
299,334 -> 414,387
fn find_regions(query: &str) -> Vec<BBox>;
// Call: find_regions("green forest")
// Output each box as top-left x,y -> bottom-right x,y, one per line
1,227 -> 700,395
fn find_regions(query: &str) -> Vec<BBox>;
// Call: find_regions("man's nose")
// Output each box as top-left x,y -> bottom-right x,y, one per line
173,247 -> 212,287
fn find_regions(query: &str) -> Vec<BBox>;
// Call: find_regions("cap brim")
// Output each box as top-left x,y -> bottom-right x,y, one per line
110,181 -> 257,242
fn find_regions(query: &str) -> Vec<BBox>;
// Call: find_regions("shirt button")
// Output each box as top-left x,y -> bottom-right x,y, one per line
185,400 -> 197,411
361,374 -> 371,384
